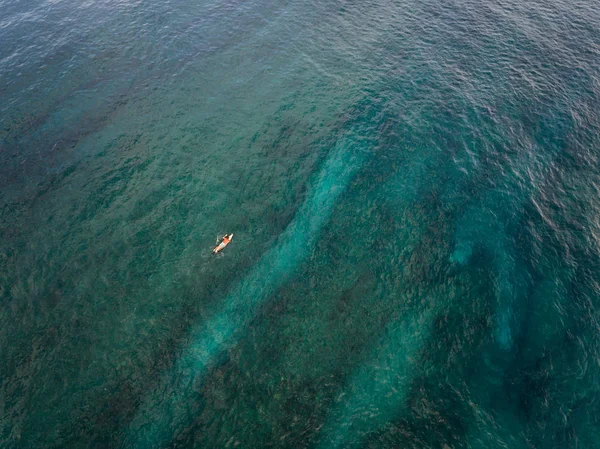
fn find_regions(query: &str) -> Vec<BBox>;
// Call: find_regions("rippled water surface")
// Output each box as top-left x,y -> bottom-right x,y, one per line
2,0 -> 600,448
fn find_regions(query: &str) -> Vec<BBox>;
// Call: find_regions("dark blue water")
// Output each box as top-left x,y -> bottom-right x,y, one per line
2,0 -> 600,448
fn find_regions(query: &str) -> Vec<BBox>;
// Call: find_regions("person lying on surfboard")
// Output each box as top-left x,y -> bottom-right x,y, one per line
213,233 -> 233,254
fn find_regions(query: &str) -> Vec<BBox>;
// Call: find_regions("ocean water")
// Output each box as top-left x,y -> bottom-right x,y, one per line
1,0 -> 600,448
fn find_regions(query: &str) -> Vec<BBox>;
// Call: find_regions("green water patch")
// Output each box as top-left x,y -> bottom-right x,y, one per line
124,115 -> 374,448
156,89 -> 491,449
0,73 -> 345,448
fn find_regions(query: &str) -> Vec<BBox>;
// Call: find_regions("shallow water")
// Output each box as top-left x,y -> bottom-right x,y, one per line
1,0 -> 600,448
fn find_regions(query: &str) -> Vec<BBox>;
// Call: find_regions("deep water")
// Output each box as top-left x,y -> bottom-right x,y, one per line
2,0 -> 600,448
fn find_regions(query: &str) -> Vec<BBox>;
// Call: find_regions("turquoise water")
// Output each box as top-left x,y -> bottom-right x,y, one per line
2,0 -> 600,448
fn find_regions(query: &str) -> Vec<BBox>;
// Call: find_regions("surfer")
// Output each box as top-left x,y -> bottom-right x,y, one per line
213,233 -> 233,254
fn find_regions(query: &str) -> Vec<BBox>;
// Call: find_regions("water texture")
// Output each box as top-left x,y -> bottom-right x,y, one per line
1,0 -> 600,448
